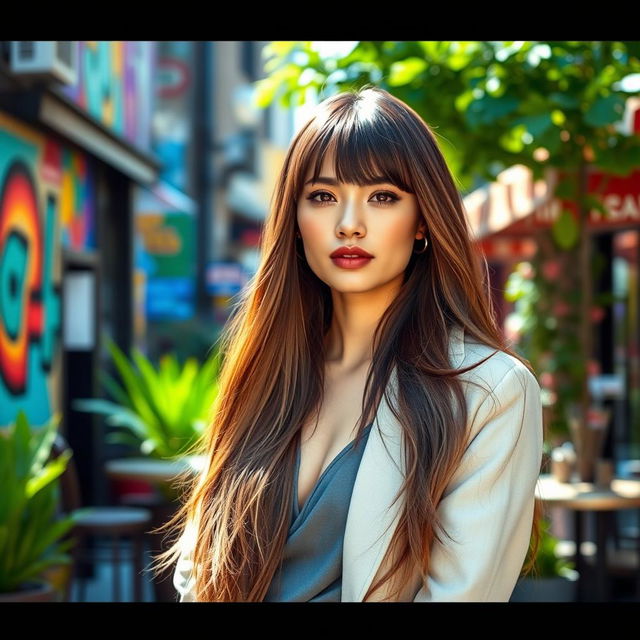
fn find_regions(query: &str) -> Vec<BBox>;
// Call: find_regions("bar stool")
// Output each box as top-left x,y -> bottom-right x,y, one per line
51,434 -> 153,602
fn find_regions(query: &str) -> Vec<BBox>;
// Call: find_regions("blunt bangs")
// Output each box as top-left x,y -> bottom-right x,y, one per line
296,107 -> 418,198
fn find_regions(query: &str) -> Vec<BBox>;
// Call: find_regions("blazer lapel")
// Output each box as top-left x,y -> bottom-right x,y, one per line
341,324 -> 466,601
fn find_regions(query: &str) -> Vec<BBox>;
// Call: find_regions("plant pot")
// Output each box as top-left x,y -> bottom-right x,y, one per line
0,580 -> 57,602
40,562 -> 73,602
510,575 -> 578,602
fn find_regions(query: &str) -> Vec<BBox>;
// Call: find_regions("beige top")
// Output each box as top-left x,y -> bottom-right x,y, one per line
173,324 -> 546,602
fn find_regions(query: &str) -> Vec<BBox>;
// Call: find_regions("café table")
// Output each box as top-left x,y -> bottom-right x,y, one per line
536,473 -> 640,601
105,455 -> 206,486
104,455 -> 207,602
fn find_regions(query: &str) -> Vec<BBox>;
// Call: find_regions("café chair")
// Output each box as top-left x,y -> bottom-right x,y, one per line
51,433 -> 153,602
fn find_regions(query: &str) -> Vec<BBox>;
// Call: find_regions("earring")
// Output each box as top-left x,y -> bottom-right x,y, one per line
413,236 -> 429,254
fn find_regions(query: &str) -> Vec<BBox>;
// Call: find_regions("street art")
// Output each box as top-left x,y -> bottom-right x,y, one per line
0,110 -> 96,426
59,41 -> 155,152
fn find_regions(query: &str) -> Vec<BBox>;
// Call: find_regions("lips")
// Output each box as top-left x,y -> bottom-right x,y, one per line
330,247 -> 374,259
330,246 -> 374,271
331,255 -> 373,270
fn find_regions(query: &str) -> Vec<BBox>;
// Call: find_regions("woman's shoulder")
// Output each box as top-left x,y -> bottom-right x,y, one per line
448,326 -> 543,446
452,325 -> 540,402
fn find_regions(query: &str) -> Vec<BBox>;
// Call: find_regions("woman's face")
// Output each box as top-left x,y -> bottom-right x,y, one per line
297,152 -> 425,293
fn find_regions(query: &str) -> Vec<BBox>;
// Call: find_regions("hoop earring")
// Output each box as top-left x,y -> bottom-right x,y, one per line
413,236 -> 429,254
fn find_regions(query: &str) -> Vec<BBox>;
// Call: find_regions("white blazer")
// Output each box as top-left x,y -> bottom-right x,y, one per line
173,324 -> 544,602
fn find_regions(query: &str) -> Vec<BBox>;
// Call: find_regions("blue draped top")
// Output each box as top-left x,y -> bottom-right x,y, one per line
263,423 -> 373,602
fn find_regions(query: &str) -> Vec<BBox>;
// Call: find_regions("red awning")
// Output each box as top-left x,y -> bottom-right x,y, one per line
463,97 -> 640,243
463,164 -> 557,241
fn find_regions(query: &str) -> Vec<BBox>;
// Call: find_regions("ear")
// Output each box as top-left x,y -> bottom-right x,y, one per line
416,215 -> 427,237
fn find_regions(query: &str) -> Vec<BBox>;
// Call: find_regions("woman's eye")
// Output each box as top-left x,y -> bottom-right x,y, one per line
373,191 -> 399,205
306,190 -> 399,206
307,191 -> 334,205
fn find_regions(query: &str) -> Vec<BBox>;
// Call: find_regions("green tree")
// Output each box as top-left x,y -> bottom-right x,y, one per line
253,41 -> 640,446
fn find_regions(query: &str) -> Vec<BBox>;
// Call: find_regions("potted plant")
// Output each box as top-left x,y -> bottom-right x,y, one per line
510,517 -> 579,602
0,410 -> 90,602
73,337 -> 222,472
72,338 -> 222,601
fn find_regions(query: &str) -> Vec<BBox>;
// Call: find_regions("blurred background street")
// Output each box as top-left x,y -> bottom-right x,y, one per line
1,41 -> 640,603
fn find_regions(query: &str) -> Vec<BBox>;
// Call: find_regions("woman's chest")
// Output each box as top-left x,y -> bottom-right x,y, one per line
296,366 -> 374,512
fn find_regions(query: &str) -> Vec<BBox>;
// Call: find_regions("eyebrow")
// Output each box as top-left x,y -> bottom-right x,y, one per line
304,176 -> 395,187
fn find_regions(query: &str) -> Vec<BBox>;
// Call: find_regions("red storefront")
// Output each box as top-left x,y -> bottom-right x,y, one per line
463,101 -> 640,463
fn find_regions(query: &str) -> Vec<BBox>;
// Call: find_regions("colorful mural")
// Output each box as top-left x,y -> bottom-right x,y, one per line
0,110 -> 97,427
59,41 -> 156,153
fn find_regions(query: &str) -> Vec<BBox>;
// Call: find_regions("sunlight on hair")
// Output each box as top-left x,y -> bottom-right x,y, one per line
151,84 -> 544,603
353,92 -> 378,121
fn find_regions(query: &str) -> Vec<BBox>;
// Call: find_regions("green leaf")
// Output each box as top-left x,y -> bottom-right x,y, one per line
253,76 -> 279,108
499,124 -> 527,153
504,271 -> 526,302
0,411 -> 80,591
584,94 -> 626,127
29,413 -> 60,475
552,209 -> 580,249
584,193 -> 609,221
594,136 -> 640,176
466,94 -> 520,129
388,57 -> 428,86
105,430 -> 144,449
514,113 -> 554,138
14,410 -> 31,479
548,92 -> 580,109
554,179 -> 578,200
27,514 -> 77,563
73,399 -> 148,437
25,450 -> 71,499
105,339 -> 158,426
98,370 -> 131,408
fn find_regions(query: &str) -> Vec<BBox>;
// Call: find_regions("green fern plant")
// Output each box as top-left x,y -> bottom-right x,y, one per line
0,410 -> 90,594
73,337 -> 223,461
531,517 -> 577,579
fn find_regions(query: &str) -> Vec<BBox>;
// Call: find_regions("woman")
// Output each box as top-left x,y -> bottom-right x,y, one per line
152,84 -> 544,602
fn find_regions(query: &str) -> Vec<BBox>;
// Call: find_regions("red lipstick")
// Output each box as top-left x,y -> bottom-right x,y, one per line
330,246 -> 374,269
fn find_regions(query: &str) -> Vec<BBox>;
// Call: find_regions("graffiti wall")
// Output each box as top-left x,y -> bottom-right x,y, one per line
0,110 -> 98,427
59,41 -> 156,153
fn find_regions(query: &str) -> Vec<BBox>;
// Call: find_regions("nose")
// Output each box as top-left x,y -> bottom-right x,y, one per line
335,196 -> 365,238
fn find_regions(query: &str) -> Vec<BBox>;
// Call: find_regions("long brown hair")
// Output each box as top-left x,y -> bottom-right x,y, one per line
150,84 -> 543,601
